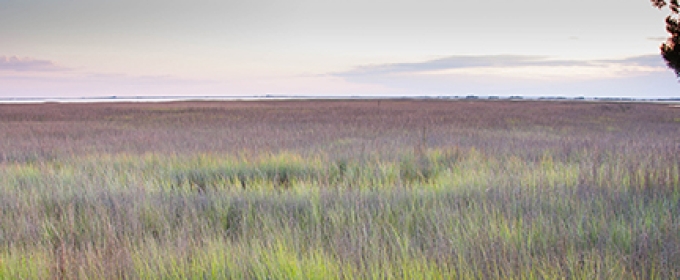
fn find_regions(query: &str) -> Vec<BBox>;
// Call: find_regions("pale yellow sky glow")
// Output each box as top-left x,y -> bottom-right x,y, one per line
0,0 -> 678,98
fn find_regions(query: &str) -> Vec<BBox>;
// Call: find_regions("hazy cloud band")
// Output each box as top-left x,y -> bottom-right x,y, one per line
335,54 -> 667,77
0,55 -> 67,72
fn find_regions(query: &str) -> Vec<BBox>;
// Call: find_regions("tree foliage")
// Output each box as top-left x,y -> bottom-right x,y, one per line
652,0 -> 680,77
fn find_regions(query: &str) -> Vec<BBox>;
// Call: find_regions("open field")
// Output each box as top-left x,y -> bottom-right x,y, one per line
0,99 -> 679,279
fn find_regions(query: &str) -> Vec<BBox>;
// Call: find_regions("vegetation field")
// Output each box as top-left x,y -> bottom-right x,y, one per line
0,99 -> 678,279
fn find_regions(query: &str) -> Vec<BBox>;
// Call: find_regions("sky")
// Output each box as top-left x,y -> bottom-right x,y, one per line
0,0 -> 678,98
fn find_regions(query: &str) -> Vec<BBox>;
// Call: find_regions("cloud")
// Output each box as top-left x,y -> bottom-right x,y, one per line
0,55 -> 68,72
334,54 -> 667,78
335,55 -> 582,77
0,67 -> 231,98
328,54 -> 676,98
598,55 -> 667,68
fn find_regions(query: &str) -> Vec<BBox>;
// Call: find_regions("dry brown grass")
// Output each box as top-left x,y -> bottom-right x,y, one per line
0,100 -> 676,161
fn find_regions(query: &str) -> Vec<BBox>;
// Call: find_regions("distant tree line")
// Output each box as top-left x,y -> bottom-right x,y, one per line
651,0 -> 680,77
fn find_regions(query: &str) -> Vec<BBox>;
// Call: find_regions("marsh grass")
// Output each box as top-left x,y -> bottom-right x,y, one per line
0,100 -> 678,279
0,146 -> 678,279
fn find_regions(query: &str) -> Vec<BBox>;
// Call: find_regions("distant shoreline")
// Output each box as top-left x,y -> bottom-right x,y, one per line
0,95 -> 678,104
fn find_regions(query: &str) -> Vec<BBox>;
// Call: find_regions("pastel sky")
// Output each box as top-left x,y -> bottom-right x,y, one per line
1,0 -> 678,98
